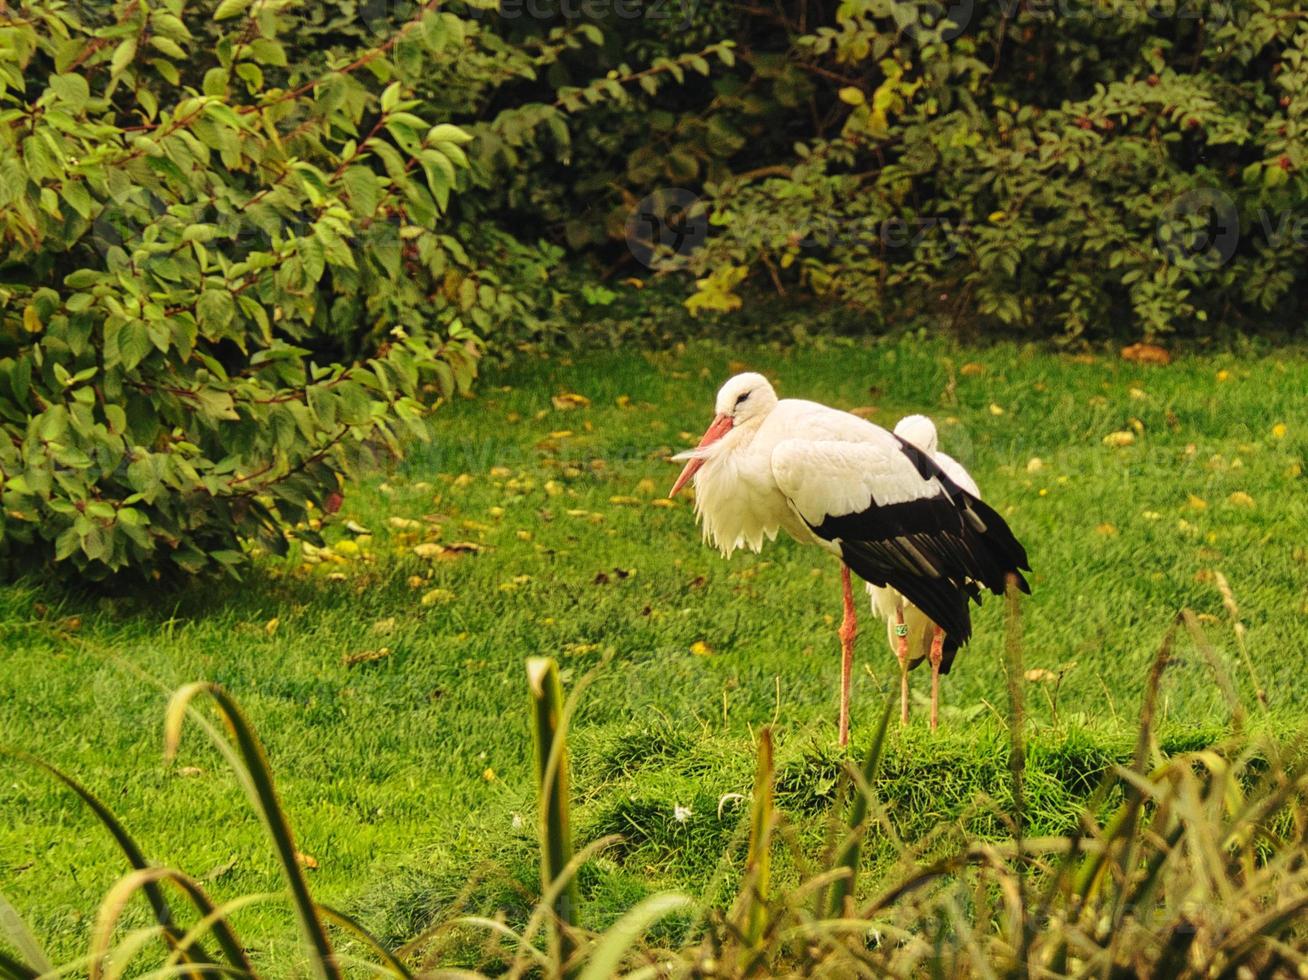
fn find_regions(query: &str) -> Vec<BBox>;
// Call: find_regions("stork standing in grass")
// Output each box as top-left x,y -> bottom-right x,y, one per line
668,374 -> 1030,746
867,414 -> 983,730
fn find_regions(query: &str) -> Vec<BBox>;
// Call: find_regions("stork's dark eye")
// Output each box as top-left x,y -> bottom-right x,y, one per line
735,392 -> 750,408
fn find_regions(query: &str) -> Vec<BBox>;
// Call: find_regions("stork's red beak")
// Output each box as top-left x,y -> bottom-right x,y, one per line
669,413 -> 733,497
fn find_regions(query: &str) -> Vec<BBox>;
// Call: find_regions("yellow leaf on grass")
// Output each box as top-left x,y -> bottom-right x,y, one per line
1228,491 -> 1255,508
1186,495 -> 1208,511
1103,431 -> 1135,448
1096,523 -> 1117,536
343,648 -> 390,666
690,640 -> 714,657
551,393 -> 591,410
265,617 -> 279,635
387,517 -> 422,531
960,362 -> 986,377
989,403 -> 1005,416
296,852 -> 319,870
413,543 -> 443,559
421,588 -> 455,605
1026,457 -> 1044,473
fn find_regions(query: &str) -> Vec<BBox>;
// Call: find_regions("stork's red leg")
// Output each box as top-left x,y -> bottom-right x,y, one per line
895,605 -> 911,726
928,626 -> 945,731
838,565 -> 857,747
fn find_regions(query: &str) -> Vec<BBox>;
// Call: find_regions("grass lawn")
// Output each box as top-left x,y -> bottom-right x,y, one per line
2,334 -> 1306,969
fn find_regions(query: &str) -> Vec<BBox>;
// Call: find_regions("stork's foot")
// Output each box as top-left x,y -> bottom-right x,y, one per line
928,627 -> 945,731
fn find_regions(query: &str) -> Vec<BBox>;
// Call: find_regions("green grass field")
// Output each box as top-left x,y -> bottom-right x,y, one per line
3,335 -> 1306,968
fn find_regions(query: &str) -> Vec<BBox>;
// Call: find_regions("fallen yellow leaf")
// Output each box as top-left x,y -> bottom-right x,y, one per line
1186,495 -> 1208,511
265,617 -> 279,635
342,648 -> 390,666
1103,431 -> 1135,447
551,392 -> 591,410
690,640 -> 714,657
1228,491 -> 1255,508
421,588 -> 455,605
1121,343 -> 1170,365
989,403 -> 1005,416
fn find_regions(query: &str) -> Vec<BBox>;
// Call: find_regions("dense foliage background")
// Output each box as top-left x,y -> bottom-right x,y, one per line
1,0 -> 1304,578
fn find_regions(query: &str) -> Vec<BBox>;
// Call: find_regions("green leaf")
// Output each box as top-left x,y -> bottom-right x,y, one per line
341,166 -> 381,216
426,123 -> 474,146
110,38 -> 138,78
119,320 -> 152,371
48,73 -> 90,109
213,0 -> 254,20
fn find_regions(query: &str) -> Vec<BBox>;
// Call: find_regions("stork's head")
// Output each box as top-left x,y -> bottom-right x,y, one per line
893,414 -> 939,455
669,372 -> 778,497
713,372 -> 778,424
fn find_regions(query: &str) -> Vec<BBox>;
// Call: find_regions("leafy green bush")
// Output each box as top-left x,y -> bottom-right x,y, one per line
673,2 -> 1308,340
0,1 -> 488,579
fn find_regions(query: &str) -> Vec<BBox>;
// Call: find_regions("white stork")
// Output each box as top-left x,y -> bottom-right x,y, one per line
867,414 -> 983,730
668,373 -> 1030,746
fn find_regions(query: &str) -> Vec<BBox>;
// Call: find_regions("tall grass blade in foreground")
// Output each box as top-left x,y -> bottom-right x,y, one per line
741,728 -> 774,954
822,698 -> 893,919
526,657 -> 580,977
0,888 -> 50,978
1,751 -> 230,975
164,682 -> 343,980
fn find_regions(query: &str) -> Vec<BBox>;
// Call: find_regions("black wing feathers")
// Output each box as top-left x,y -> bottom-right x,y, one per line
806,440 -> 1031,672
